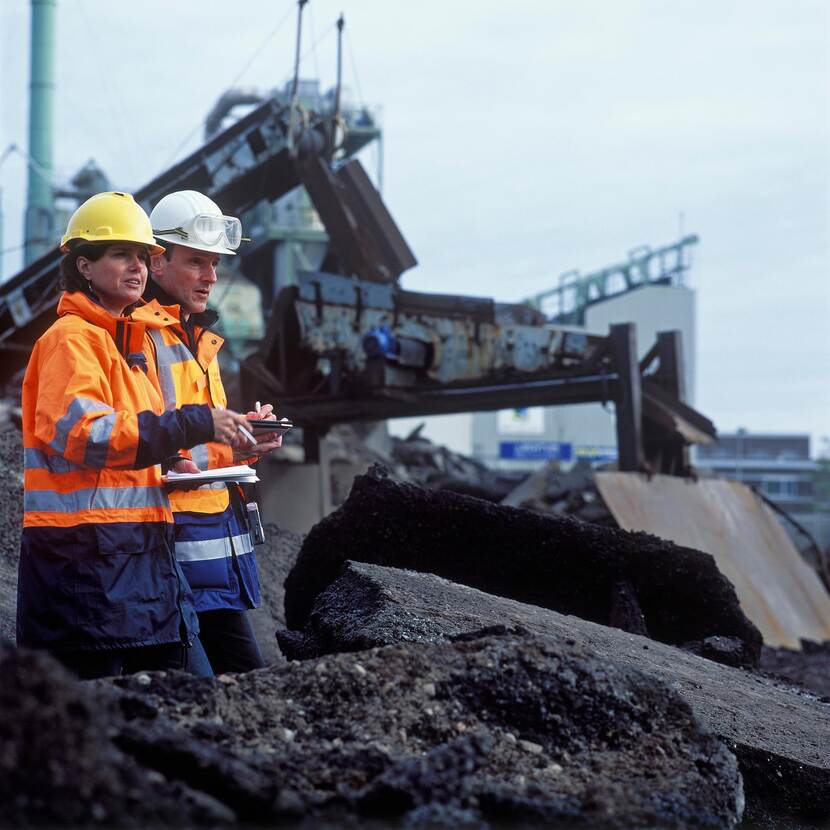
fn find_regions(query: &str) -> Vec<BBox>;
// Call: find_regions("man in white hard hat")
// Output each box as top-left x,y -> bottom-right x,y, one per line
145,190 -> 281,674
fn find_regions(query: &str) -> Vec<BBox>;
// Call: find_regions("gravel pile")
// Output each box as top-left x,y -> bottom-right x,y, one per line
501,459 -> 617,525
0,423 -> 23,644
0,641 -> 232,827
97,630 -> 743,828
247,522 -> 304,664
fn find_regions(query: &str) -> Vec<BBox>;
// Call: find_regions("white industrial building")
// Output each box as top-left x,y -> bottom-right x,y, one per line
471,242 -> 697,471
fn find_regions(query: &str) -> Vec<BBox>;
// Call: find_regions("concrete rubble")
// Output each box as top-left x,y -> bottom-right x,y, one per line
500,459 -> 617,525
0,413 -> 829,827
318,422 -> 526,508
284,469 -> 763,667
1,629 -> 747,829
279,559 -> 830,827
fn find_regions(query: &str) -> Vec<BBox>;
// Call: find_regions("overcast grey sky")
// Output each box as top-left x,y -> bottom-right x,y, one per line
2,1 -> 829,453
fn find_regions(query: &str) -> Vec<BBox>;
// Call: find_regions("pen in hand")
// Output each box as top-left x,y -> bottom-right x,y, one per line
237,423 -> 258,447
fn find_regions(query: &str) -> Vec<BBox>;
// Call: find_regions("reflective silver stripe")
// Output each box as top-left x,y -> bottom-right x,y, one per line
230,529 -> 253,556
187,445 -> 226,490
176,532 -> 251,563
24,485 -> 168,514
50,397 -> 114,456
83,412 -> 117,468
24,448 -> 86,474
148,328 -> 194,411
147,327 -> 224,488
190,442 -> 210,470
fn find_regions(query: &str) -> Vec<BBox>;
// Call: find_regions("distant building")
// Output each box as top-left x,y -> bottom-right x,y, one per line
472,238 -> 697,472
694,431 -> 829,549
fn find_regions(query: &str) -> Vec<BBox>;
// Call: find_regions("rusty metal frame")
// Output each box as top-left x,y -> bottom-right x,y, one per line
242,312 -> 714,468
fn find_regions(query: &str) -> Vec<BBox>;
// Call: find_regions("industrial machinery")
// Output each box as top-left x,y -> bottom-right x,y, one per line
0,51 -> 714,476
242,264 -> 713,473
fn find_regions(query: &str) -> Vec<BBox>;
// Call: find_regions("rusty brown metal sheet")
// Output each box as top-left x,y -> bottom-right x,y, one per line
595,472 -> 830,649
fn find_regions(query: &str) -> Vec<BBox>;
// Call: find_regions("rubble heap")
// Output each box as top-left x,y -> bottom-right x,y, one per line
284,470 -> 762,666
279,559 -> 830,827
500,459 -> 617,525
0,632 -> 746,828
389,425 -> 524,502
0,424 -> 23,644
1,413 -> 830,827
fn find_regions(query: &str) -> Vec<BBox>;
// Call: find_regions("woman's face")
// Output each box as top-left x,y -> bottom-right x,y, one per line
77,243 -> 149,316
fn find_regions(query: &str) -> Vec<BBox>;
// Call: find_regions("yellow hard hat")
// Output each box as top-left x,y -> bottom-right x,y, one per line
60,191 -> 165,255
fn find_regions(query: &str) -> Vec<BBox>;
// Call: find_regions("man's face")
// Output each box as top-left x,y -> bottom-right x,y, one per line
150,245 -> 220,316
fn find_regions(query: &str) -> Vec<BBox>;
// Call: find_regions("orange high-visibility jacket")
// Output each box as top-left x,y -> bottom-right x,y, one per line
143,299 -> 260,613
145,309 -> 233,515
18,291 -> 215,651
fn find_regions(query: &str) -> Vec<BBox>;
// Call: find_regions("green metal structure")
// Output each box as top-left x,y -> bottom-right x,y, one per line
23,0 -> 57,266
527,235 -> 699,325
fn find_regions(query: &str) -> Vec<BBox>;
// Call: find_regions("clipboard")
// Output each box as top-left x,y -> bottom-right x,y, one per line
163,464 -> 259,485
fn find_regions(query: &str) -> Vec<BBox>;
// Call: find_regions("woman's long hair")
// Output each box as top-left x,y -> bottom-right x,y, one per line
59,243 -> 150,293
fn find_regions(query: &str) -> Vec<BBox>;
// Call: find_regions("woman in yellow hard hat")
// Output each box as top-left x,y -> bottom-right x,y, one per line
16,191 -> 253,679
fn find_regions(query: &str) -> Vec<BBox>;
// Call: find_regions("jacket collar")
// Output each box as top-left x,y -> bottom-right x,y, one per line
143,276 -> 220,331
57,291 -> 150,359
58,290 -> 133,334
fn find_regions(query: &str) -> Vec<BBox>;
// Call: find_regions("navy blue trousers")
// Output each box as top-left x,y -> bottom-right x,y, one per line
196,609 -> 265,674
57,642 -> 188,680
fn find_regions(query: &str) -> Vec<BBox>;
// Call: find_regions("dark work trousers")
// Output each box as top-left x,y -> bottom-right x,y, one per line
196,609 -> 266,674
56,642 -> 187,680
56,636 -> 214,681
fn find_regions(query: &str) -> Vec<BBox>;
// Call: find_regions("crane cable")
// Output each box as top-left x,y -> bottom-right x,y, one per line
163,3 -> 295,167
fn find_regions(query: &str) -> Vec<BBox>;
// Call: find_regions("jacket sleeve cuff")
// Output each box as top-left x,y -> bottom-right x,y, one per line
135,404 -> 215,469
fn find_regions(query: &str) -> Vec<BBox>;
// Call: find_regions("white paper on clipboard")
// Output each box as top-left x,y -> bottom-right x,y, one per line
162,464 -> 259,485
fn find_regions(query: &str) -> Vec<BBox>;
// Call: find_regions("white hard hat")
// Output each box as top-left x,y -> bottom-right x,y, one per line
150,190 -> 242,256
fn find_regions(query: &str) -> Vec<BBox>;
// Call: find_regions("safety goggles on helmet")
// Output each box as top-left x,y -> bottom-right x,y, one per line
153,213 -> 242,251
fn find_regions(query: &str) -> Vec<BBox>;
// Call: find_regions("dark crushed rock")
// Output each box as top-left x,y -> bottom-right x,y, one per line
285,473 -> 762,666
389,426 -> 524,503
101,631 -> 743,828
759,640 -> 830,701
0,425 -> 23,644
247,521 -> 304,664
0,641 -> 236,827
501,459 -> 617,526
280,561 -> 830,828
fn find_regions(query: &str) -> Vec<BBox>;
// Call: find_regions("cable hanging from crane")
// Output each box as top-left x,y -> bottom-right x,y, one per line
162,3 -> 295,167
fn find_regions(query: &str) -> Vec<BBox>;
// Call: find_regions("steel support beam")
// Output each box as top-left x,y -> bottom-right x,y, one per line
610,323 -> 644,472
655,330 -> 685,402
262,373 -> 619,429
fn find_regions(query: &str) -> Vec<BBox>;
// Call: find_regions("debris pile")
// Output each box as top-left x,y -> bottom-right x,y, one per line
389,426 -> 524,503
278,560 -> 830,828
1,417 -> 829,827
500,459 -> 617,525
0,422 -> 23,644
300,422 -> 528,508
284,470 -> 763,666
0,632 -> 746,828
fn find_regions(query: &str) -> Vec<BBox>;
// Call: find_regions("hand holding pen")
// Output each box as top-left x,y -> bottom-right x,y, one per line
211,407 -> 257,447
232,400 -> 283,462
